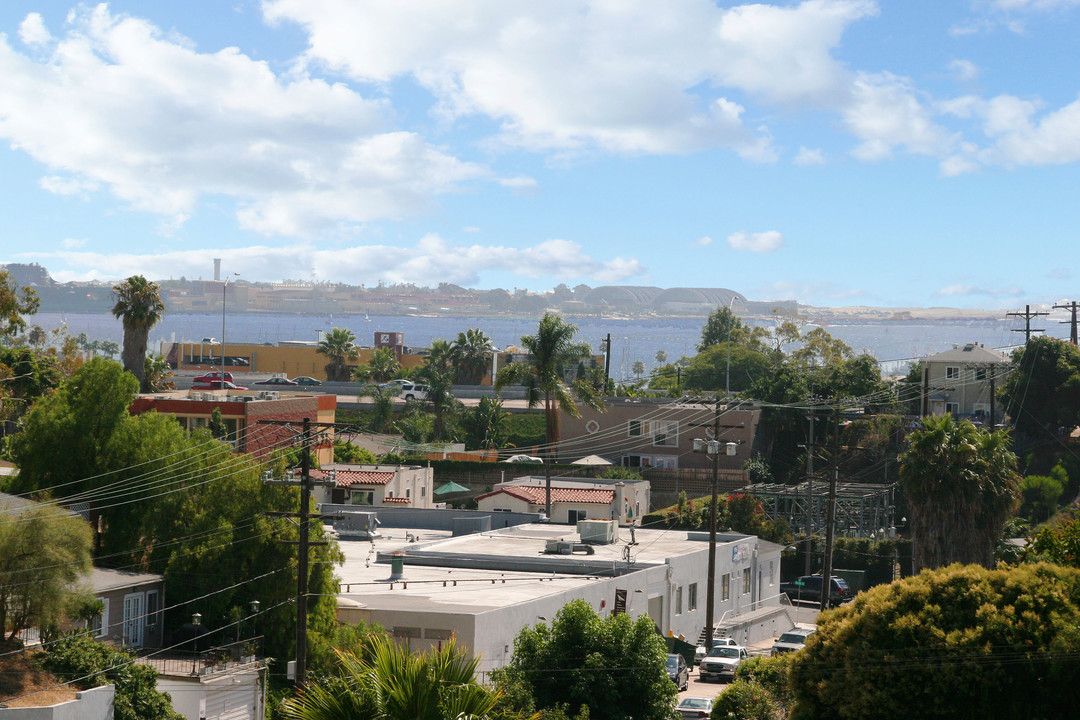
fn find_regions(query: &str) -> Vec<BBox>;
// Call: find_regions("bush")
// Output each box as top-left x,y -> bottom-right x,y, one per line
711,679 -> 777,720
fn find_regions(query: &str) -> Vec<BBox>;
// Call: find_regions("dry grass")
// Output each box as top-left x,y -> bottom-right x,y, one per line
0,647 -> 79,708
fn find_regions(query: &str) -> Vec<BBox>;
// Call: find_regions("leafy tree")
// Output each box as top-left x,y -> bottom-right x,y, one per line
0,345 -> 62,429
1019,464 -> 1067,523
333,441 -> 377,464
359,382 -> 398,434
0,502 -> 93,643
712,679 -> 777,720
787,563 -> 1080,720
355,346 -> 400,382
318,327 -> 359,381
450,328 -> 495,385
282,634 -> 498,720
631,360 -> 645,379
111,275 -> 165,392
0,268 -> 40,340
41,634 -> 183,720
898,415 -> 1021,570
462,395 -> 510,450
1000,336 -> 1080,442
596,466 -> 643,481
789,326 -> 853,367
495,314 -> 604,458
143,353 -> 175,391
682,343 -> 771,393
492,599 -> 676,720
698,305 -> 754,352
1024,516 -> 1080,567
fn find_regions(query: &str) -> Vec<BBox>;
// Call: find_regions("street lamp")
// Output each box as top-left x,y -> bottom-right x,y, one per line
221,273 -> 239,388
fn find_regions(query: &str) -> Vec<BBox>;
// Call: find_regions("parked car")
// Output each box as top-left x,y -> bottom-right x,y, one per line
193,370 -> 234,383
191,380 -> 247,391
771,628 -> 816,656
698,645 -> 748,683
291,376 -> 322,385
665,653 -> 689,691
506,454 -> 543,463
694,636 -> 740,666
676,697 -> 715,719
780,574 -> 853,607
397,382 -> 429,401
254,376 -> 299,386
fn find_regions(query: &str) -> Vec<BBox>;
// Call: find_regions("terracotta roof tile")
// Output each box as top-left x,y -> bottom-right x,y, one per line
311,469 -> 395,487
382,496 -> 412,504
475,486 -> 614,505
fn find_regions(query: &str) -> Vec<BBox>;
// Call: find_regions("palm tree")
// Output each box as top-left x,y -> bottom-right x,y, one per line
899,414 -> 1021,570
143,354 -> 175,392
318,328 -> 359,381
111,275 -> 164,392
355,347 -> 400,382
358,383 -> 397,434
449,328 -> 495,385
281,634 -> 499,720
632,360 -> 646,379
494,314 -> 603,458
420,361 -> 460,442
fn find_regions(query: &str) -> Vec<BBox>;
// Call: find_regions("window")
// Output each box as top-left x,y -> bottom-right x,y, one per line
945,402 -> 960,416
945,366 -> 960,380
652,421 -> 678,447
651,456 -> 677,469
742,568 -> 751,595
405,488 -> 411,499
421,485 -> 426,498
628,420 -> 643,437
975,367 -> 988,381
146,590 -> 160,631
688,583 -> 698,611
568,509 -> 588,524
721,573 -> 730,602
350,490 -> 374,505
675,586 -> 683,615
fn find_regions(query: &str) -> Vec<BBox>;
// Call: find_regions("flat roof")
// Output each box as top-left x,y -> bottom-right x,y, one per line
335,523 -> 744,615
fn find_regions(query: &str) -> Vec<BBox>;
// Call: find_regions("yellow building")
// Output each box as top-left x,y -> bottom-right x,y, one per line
165,341 -> 428,381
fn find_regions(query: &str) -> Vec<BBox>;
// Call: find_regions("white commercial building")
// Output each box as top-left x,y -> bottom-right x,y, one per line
333,517 -> 788,677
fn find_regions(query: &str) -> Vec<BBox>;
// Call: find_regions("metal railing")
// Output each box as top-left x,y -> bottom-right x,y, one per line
137,635 -> 264,677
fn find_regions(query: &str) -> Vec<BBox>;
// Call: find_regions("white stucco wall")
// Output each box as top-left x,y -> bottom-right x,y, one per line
1,685 -> 114,720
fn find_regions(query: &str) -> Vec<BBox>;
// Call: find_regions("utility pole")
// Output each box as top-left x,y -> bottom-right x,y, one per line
704,398 -> 720,650
260,418 -> 345,687
603,333 -> 612,391
1007,305 -> 1048,344
1054,301 -> 1080,345
819,410 -> 840,613
805,413 -> 814,576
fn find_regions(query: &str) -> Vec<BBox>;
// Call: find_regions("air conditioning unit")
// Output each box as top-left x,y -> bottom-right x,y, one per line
578,519 -> 618,544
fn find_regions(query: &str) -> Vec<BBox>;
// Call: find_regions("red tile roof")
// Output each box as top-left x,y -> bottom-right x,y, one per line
382,496 -> 411,504
311,469 -> 395,487
475,486 -> 614,505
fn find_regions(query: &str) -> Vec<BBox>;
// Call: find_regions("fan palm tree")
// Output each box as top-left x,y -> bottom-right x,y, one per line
494,314 -> 603,458
449,328 -> 495,385
899,414 -> 1021,570
281,634 -> 499,720
355,347 -> 400,383
318,328 -> 359,381
359,382 -> 397,434
111,275 -> 165,392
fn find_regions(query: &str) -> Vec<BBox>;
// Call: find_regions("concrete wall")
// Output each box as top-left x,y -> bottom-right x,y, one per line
156,678 -> 201,720
1,685 -> 114,720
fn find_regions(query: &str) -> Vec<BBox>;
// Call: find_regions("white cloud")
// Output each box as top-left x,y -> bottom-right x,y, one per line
793,146 -> 826,165
23,235 -> 645,286
937,283 -> 975,297
18,13 -> 51,46
462,226 -> 481,233
60,238 -> 87,249
498,175 -> 539,193
695,236 -> 714,247
845,72 -> 956,160
264,0 -> 877,156
949,59 -> 978,82
39,175 -> 99,197
727,230 -> 785,253
0,6 -> 487,236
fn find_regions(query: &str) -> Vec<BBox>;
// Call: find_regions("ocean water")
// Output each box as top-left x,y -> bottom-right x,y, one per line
33,311 -> 1061,380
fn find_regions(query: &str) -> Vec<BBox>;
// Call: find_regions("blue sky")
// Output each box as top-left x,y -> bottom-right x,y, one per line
1,1 -> 1079,309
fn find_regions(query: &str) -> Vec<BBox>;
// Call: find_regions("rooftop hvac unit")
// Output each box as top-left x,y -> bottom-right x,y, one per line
256,390 -> 280,400
577,519 -> 618,544
335,511 -> 381,539
543,539 -> 595,555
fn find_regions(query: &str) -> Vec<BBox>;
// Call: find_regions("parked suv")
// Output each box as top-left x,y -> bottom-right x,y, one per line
398,382 -> 429,401
771,628 -> 816,656
665,653 -> 689,691
780,574 -> 852,607
698,645 -> 748,683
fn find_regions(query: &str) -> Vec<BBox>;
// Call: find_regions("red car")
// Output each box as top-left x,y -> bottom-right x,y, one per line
191,380 -> 247,391
193,371 -> 234,383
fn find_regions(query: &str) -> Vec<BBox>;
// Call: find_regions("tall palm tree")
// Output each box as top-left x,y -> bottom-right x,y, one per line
494,314 -> 603,458
318,328 -> 359,381
111,275 -> 164,392
358,383 -> 397,434
281,634 -> 499,720
899,414 -> 1021,570
355,347 -> 400,383
449,328 -> 495,385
